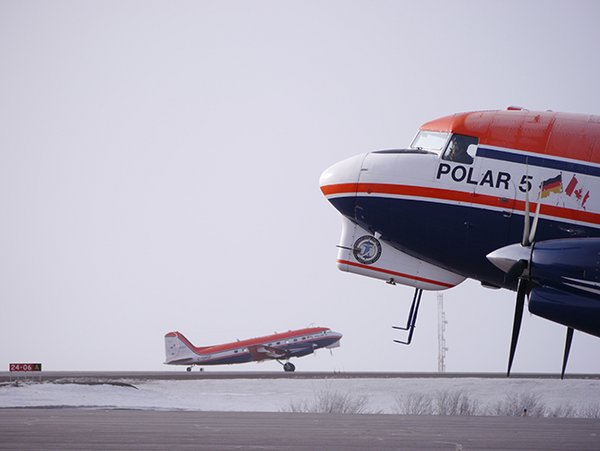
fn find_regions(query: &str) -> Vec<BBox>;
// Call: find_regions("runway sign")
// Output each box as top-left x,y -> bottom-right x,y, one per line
9,363 -> 42,372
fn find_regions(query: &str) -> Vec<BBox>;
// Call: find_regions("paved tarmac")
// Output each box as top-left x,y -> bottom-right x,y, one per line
1,408 -> 599,450
2,370 -> 599,383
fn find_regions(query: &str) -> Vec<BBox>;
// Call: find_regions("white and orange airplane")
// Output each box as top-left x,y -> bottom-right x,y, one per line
164,327 -> 342,372
320,106 -> 600,377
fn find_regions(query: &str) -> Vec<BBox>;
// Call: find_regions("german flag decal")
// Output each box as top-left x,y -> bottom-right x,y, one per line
540,174 -> 563,198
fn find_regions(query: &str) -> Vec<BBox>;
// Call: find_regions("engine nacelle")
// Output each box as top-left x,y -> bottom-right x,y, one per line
531,238 -> 600,294
336,217 -> 466,290
529,286 -> 600,338
526,238 -> 600,337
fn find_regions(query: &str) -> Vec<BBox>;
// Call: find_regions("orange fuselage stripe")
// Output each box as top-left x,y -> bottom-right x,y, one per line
321,183 -> 600,226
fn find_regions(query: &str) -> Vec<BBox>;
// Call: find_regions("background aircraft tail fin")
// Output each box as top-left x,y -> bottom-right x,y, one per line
164,331 -> 199,364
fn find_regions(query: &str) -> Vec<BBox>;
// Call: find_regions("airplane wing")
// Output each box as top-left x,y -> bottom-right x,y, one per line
248,345 -> 290,361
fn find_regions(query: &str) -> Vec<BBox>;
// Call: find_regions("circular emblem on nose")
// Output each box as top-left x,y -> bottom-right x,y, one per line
353,235 -> 382,265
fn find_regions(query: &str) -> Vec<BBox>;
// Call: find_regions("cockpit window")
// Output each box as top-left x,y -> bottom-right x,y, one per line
442,134 -> 478,164
410,131 -> 449,154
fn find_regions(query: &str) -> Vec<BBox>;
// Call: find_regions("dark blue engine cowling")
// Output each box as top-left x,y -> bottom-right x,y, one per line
528,238 -> 600,337
529,287 -> 600,337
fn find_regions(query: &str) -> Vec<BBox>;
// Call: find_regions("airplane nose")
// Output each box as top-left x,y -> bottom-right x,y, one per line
319,153 -> 367,195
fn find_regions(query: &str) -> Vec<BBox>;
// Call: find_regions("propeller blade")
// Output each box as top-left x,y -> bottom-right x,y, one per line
507,279 -> 527,377
528,199 -> 542,244
561,327 -> 574,380
522,186 -> 531,246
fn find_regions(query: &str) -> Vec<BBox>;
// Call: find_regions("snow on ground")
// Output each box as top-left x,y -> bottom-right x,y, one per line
1,378 -> 600,415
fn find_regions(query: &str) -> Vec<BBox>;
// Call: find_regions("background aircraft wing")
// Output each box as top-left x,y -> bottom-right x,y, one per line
248,345 -> 289,360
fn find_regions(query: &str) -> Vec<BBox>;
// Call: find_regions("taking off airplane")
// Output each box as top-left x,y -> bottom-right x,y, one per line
164,327 -> 342,372
320,107 -> 600,377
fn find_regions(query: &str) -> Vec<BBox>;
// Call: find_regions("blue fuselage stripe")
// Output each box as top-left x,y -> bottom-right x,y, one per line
477,147 -> 600,177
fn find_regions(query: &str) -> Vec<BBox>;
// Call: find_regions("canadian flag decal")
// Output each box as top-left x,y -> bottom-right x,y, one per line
565,174 -> 590,209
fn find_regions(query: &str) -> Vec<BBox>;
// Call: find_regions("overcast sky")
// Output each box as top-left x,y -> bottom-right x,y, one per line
2,1 -> 600,374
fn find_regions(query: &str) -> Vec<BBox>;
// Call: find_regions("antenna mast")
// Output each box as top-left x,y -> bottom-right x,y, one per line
437,292 -> 448,373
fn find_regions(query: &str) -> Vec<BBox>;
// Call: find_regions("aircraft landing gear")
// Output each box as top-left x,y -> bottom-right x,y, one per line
276,359 -> 296,372
392,287 -> 423,345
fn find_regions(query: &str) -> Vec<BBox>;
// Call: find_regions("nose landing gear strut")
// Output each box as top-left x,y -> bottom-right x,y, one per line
392,287 -> 423,345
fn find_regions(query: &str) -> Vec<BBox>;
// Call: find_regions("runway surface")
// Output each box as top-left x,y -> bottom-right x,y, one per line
1,408 -> 599,450
2,370 -> 600,383
3,373 -> 599,449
